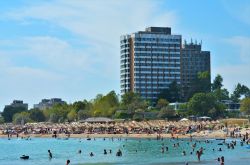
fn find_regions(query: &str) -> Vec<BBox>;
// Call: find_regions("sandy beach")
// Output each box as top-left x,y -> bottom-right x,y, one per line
1,120 -> 248,140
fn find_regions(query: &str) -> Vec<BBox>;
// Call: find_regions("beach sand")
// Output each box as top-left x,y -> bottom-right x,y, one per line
0,129 -> 228,139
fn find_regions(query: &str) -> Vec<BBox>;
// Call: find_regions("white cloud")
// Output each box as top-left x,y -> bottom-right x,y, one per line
6,66 -> 63,81
4,0 -> 177,77
0,0 -> 178,109
214,36 -> 250,92
22,36 -> 93,72
214,65 -> 250,92
0,36 -> 94,74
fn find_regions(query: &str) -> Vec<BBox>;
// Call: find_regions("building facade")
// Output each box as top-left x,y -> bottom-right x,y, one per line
120,27 -> 212,102
221,100 -> 240,111
120,27 -> 182,101
34,98 -> 66,110
181,42 -> 211,100
5,100 -> 28,110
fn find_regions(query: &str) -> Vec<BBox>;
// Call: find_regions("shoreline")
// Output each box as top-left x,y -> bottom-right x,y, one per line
0,132 -> 228,139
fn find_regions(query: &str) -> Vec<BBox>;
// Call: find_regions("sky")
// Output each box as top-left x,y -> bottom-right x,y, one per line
0,0 -> 250,110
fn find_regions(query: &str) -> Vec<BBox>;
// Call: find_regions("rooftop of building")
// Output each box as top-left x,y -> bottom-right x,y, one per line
145,27 -> 171,34
121,27 -> 183,39
12,100 -> 24,104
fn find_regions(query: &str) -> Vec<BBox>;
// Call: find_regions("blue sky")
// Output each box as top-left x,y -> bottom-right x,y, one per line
0,0 -> 250,110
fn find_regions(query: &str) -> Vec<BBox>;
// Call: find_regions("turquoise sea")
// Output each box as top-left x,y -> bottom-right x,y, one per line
0,137 -> 249,165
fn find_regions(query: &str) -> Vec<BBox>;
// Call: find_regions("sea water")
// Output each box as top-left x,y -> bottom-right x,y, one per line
0,137 -> 249,165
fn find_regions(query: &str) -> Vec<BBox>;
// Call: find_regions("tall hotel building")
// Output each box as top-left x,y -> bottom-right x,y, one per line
120,27 -> 182,101
181,42 -> 210,100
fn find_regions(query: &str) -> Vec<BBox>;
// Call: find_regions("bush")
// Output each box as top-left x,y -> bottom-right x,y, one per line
0,117 -> 4,124
29,109 -> 46,122
133,113 -> 144,121
114,111 -> 133,119
12,112 -> 31,125
157,106 -> 176,119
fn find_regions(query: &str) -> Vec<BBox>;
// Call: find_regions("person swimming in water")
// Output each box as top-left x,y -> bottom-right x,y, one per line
220,156 -> 224,165
196,150 -> 201,161
48,150 -> 52,159
104,149 -> 107,155
116,149 -> 122,157
78,150 -> 82,154
66,159 -> 70,165
90,152 -> 94,157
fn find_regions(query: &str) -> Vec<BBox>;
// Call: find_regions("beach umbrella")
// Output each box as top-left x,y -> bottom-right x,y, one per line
199,116 -> 211,120
180,118 -> 189,122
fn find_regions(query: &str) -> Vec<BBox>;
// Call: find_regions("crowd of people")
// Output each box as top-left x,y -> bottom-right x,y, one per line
1,120 -> 223,137
1,120 -> 250,165
37,134 -> 249,165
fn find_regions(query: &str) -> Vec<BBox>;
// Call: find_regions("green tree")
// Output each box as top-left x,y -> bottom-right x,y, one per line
121,92 -> 140,107
2,106 -> 27,122
67,109 -> 77,122
231,83 -> 250,102
92,91 -> 119,117
121,92 -> 146,113
12,112 -> 31,125
48,113 -> 58,123
73,100 -> 87,112
132,112 -> 144,121
187,93 -> 225,118
114,111 -> 132,119
212,88 -> 230,101
0,117 -> 4,124
157,106 -> 176,119
212,74 -> 223,91
185,71 -> 211,101
44,103 -> 71,123
240,98 -> 250,115
156,99 -> 169,109
176,103 -> 188,117
210,74 -> 229,101
29,109 -> 46,122
77,110 -> 90,120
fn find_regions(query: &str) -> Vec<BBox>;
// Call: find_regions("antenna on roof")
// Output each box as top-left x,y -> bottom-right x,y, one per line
191,38 -> 193,44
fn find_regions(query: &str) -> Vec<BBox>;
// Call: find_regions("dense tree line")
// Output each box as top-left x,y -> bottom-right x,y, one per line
1,72 -> 250,124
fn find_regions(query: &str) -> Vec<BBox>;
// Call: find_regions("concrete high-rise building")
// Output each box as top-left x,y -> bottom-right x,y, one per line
120,27 -> 182,101
34,98 -> 66,110
181,42 -> 211,100
5,100 -> 28,110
